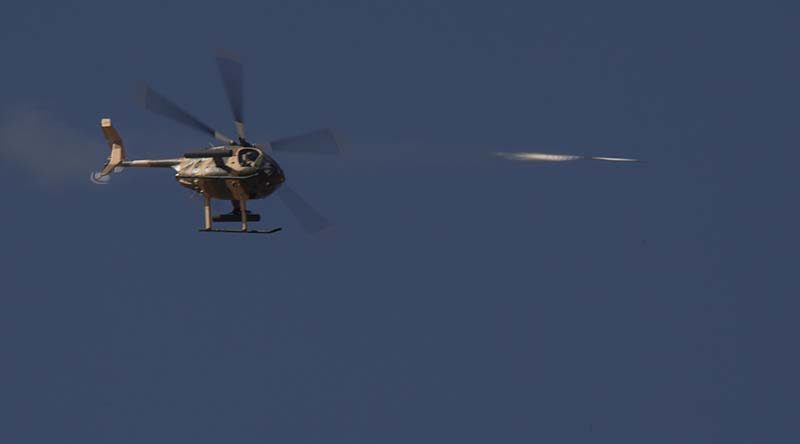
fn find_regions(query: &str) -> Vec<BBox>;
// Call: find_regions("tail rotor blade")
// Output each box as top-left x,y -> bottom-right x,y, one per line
277,185 -> 332,234
136,82 -> 233,144
214,48 -> 245,141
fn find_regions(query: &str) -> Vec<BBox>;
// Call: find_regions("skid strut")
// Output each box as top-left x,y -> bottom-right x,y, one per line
198,195 -> 281,234
203,194 -> 212,230
239,200 -> 248,231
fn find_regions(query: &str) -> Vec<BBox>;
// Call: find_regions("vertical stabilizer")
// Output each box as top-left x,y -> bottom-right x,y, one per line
97,118 -> 125,177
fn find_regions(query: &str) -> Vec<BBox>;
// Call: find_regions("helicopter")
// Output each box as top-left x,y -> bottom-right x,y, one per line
92,49 -> 341,234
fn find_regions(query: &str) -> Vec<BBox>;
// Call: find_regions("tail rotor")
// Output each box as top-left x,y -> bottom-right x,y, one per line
90,171 -> 111,185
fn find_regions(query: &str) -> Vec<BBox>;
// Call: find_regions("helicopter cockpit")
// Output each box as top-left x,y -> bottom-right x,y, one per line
237,147 -> 262,168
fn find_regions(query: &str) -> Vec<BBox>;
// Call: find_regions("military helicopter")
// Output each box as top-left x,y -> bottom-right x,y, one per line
92,49 -> 341,234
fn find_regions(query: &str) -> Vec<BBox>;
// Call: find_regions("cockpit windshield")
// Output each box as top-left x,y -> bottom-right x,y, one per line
237,148 -> 262,167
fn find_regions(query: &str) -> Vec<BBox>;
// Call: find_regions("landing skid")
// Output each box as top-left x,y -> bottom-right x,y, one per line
201,195 -> 279,234
199,227 -> 282,234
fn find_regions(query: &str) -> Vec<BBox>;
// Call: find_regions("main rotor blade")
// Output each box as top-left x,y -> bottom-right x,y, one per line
277,185 -> 332,234
136,82 -> 233,144
214,48 -> 245,141
494,152 -> 641,163
270,129 -> 344,155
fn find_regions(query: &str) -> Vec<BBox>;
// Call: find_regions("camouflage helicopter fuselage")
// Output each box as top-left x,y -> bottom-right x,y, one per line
98,120 -> 285,202
172,145 -> 285,201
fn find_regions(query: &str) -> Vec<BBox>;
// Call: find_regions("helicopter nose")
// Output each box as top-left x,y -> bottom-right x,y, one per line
271,162 -> 286,183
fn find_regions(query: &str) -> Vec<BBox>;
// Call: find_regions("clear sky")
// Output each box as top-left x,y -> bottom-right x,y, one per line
0,1 -> 797,442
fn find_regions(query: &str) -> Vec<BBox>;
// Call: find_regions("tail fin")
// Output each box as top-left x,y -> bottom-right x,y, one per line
97,118 -> 125,177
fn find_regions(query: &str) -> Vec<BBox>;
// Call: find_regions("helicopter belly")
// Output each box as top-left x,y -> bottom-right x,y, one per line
177,170 -> 280,200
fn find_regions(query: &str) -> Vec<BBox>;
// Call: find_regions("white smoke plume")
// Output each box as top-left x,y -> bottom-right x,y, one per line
0,106 -> 102,186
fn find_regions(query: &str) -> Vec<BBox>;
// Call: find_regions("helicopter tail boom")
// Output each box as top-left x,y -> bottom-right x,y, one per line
92,118 -> 182,184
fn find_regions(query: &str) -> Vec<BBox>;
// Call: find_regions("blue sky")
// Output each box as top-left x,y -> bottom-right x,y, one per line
0,1 -> 798,442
